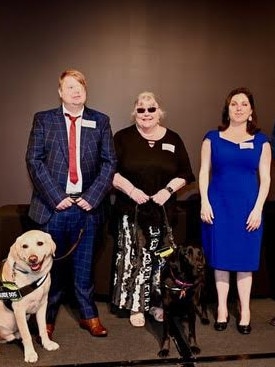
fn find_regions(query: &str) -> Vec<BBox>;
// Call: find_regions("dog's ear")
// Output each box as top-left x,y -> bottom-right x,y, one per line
8,235 -> 24,262
44,232 -> 57,257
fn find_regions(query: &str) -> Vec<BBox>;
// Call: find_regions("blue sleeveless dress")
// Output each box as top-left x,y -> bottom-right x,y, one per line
201,130 -> 269,271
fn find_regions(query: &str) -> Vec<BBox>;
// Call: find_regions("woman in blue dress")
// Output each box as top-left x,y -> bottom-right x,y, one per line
199,87 -> 271,334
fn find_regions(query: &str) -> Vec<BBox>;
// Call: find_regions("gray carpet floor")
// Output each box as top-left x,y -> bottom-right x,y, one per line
1,298 -> 275,367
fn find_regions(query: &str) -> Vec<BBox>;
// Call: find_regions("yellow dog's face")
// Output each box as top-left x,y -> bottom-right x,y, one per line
10,230 -> 56,272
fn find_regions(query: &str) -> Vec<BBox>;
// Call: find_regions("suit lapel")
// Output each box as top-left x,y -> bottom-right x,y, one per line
54,107 -> 69,163
80,108 -> 96,158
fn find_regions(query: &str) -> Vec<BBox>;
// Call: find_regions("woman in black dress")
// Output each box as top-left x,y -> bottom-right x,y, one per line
112,91 -> 195,327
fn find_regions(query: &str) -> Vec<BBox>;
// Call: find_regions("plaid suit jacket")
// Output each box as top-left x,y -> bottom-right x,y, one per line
26,106 -> 117,224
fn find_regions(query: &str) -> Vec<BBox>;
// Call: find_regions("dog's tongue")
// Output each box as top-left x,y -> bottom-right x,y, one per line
30,263 -> 42,272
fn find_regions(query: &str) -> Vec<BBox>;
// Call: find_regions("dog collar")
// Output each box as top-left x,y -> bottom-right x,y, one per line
164,284 -> 187,299
170,268 -> 193,290
164,284 -> 182,292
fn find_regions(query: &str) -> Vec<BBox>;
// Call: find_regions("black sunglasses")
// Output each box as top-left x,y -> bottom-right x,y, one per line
136,107 -> 157,114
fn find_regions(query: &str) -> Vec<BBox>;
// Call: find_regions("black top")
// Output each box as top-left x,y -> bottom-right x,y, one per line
114,124 -> 195,224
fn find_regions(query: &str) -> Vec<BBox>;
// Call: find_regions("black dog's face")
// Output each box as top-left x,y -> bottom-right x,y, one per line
184,245 -> 206,278
168,247 -> 194,284
164,245 -> 206,290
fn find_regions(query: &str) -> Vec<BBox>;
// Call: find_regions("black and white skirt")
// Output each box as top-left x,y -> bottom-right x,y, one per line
112,214 -> 165,313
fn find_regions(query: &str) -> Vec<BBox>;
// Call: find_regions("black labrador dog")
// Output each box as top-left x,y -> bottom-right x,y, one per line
157,244 -> 209,358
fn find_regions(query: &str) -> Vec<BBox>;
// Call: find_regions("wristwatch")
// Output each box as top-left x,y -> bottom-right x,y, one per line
165,186 -> 174,194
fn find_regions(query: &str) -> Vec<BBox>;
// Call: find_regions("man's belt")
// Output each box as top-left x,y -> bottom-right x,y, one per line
69,192 -> 82,199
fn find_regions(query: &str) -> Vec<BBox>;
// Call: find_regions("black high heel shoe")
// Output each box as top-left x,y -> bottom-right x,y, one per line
237,323 -> 251,334
236,307 -> 252,334
214,315 -> 230,331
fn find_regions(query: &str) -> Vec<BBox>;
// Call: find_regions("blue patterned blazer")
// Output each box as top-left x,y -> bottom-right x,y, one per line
26,106 -> 117,224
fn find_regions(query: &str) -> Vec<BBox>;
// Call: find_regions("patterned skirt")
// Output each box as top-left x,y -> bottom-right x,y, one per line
112,214 -> 165,313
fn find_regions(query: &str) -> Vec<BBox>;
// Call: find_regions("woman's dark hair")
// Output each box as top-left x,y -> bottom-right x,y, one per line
219,87 -> 260,134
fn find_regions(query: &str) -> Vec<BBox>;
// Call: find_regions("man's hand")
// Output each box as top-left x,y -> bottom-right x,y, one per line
56,197 -> 92,211
56,197 -> 75,210
75,198 -> 92,211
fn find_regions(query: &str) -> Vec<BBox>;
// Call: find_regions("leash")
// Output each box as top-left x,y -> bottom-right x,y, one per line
155,205 -> 177,258
53,195 -> 90,261
53,204 -> 91,261
54,226 -> 85,261
161,204 -> 177,250
133,204 -> 176,258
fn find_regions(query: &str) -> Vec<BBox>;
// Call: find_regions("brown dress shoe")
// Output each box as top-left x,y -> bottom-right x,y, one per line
79,317 -> 108,337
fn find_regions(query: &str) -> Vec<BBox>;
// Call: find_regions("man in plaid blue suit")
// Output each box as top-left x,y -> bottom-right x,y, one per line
26,69 -> 117,338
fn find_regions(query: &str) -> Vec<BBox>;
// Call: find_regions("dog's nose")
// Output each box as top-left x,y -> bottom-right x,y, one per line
28,255 -> 38,264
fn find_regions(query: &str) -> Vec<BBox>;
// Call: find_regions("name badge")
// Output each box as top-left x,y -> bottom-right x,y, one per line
239,142 -> 254,149
162,143 -> 175,153
82,119 -> 96,128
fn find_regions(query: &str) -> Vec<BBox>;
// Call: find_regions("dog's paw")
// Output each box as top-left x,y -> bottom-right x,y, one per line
24,350 -> 38,363
158,349 -> 169,358
43,340 -> 60,351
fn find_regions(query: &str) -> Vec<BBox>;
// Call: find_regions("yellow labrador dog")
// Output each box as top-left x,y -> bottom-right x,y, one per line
0,230 -> 59,363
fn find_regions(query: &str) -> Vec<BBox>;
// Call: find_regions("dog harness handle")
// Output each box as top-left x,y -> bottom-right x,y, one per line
0,273 -> 48,302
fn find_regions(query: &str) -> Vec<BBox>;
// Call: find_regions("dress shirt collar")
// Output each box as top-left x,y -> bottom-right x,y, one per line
62,105 -> 84,118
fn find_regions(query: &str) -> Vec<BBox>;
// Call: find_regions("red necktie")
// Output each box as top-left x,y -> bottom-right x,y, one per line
65,114 -> 80,184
